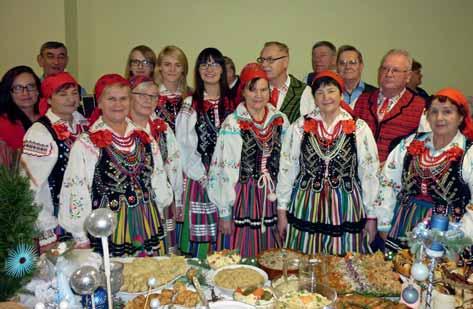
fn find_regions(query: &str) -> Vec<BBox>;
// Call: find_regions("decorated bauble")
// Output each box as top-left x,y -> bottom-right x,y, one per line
150,299 -> 160,308
85,208 -> 116,238
402,284 -> 419,304
70,266 -> 102,295
81,287 -> 108,309
411,262 -> 429,281
58,300 -> 69,309
148,277 -> 158,288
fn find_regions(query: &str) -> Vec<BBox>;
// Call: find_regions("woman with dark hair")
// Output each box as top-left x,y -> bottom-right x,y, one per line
176,47 -> 234,258
208,63 -> 289,257
59,74 -> 172,256
0,66 -> 41,150
21,72 -> 88,251
375,88 -> 473,250
125,45 -> 157,80
277,71 -> 379,255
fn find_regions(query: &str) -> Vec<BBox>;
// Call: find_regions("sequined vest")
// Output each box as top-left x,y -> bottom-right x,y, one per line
238,122 -> 283,183
37,116 -> 73,217
91,138 -> 155,211
155,96 -> 183,132
195,101 -> 231,169
297,122 -> 359,192
400,135 -> 472,221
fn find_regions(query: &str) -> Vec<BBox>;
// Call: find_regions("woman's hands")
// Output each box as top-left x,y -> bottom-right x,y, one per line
277,209 -> 288,242
219,218 -> 233,235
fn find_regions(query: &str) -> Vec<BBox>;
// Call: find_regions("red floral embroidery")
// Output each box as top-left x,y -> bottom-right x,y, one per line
272,116 -> 284,127
303,119 -> 318,133
445,146 -> 464,161
134,130 -> 151,144
407,140 -> 426,156
89,130 -> 113,148
158,96 -> 167,107
152,118 -> 167,133
52,123 -> 71,141
341,120 -> 356,134
238,119 -> 252,130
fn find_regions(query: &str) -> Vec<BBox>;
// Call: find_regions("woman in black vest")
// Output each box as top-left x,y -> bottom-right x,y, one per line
375,88 -> 473,250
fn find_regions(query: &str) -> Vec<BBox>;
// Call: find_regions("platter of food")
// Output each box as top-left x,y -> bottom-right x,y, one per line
233,286 -> 276,308
257,248 -> 307,279
114,255 -> 188,298
209,264 -> 268,296
207,249 -> 241,270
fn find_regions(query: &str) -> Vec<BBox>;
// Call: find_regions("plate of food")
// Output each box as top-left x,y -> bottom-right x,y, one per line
233,286 -> 276,308
124,281 -> 201,308
257,248 -> 306,279
115,255 -> 188,299
207,249 -> 241,270
209,264 -> 268,297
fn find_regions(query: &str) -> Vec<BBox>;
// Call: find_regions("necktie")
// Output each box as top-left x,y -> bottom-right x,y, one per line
270,88 -> 279,107
378,97 -> 390,120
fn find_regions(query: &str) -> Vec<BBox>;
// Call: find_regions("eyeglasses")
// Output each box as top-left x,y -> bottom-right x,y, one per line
256,55 -> 287,64
338,59 -> 360,66
380,66 -> 409,75
11,84 -> 38,94
131,92 -> 159,101
130,59 -> 154,68
199,62 -> 221,70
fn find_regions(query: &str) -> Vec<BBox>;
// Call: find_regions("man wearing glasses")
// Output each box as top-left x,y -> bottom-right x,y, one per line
354,49 -> 427,164
336,45 -> 376,109
258,41 -> 315,123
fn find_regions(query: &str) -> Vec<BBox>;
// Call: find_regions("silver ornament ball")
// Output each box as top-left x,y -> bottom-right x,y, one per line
402,285 -> 419,304
70,265 -> 102,295
85,208 -> 116,237
411,262 -> 429,281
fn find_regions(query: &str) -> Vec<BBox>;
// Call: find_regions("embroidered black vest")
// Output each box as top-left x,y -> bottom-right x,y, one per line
91,138 -> 155,212
155,96 -> 183,132
37,116 -> 72,217
239,122 -> 282,184
296,124 -> 359,193
195,103 -> 231,169
400,135 -> 473,221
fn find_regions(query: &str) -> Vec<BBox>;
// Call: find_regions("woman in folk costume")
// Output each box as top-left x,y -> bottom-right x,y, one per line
128,75 -> 182,254
176,47 -> 234,258
276,71 -> 379,255
59,74 -> 173,256
374,88 -> 473,250
21,72 -> 88,251
155,46 -> 192,132
208,63 -> 289,257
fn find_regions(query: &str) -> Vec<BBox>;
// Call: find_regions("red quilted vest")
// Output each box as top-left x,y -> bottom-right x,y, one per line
354,89 -> 426,162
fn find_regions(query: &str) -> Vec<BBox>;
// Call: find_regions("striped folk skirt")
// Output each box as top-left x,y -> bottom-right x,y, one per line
286,178 -> 368,256
220,178 -> 280,257
179,177 -> 218,259
90,200 -> 166,257
388,196 -> 433,240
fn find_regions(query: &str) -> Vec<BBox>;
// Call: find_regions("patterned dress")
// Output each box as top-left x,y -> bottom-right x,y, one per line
176,95 -> 233,258
277,109 -> 379,255
21,110 -> 87,246
59,117 -> 173,256
375,132 -> 473,250
208,103 -> 289,257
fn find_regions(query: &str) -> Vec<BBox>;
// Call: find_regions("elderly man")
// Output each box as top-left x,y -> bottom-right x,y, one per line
304,41 -> 336,86
258,41 -> 315,123
37,41 -> 69,78
354,49 -> 426,163
336,45 -> 376,108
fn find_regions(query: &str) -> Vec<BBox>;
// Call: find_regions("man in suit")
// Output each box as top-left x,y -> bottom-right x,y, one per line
258,41 -> 315,123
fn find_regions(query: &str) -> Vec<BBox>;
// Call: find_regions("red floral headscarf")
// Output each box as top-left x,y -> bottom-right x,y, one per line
39,72 -> 78,115
236,63 -> 268,104
434,88 -> 473,140
313,70 -> 353,115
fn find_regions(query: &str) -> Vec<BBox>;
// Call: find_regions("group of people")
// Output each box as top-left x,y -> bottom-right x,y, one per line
1,39 -> 473,259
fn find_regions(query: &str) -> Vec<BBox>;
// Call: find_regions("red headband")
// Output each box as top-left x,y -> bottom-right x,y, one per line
129,75 -> 154,90
89,74 -> 130,126
313,70 -> 345,93
94,74 -> 130,101
39,72 -> 78,115
434,87 -> 473,139
313,70 -> 353,116
236,63 -> 268,104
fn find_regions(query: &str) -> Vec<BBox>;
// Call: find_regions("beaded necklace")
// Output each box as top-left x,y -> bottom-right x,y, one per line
105,137 -> 146,178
